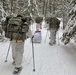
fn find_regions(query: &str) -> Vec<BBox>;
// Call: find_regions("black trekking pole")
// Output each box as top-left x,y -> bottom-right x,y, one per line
31,36 -> 35,72
5,42 -> 11,62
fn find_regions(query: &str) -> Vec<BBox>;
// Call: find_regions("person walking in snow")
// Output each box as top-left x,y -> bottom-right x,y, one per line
35,17 -> 43,29
46,17 -> 60,45
3,14 -> 32,75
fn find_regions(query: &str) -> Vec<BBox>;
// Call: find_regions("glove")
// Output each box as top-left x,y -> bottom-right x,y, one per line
26,28 -> 32,39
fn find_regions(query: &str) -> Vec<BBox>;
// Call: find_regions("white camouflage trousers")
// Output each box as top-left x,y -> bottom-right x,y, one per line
11,41 -> 24,67
36,23 -> 42,29
49,29 -> 57,45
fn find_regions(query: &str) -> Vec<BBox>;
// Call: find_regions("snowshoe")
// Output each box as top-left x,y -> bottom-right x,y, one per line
13,67 -> 22,75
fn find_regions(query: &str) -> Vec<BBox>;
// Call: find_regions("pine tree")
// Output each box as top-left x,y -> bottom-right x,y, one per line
22,0 -> 39,19
0,1 -> 6,20
62,0 -> 76,45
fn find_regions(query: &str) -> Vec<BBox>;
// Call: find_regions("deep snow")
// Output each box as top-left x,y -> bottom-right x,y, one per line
0,21 -> 76,75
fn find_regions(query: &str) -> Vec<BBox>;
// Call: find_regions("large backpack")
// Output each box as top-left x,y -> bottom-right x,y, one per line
35,17 -> 43,23
4,17 -> 29,41
49,17 -> 60,30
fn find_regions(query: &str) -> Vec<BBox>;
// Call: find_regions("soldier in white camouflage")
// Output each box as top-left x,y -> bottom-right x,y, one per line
35,17 -> 43,29
46,17 -> 60,45
3,14 -> 32,75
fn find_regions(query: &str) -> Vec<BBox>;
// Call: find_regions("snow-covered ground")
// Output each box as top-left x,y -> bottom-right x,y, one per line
0,21 -> 76,75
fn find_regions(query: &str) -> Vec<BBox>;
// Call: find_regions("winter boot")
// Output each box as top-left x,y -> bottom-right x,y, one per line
49,41 -> 56,46
13,66 -> 22,75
